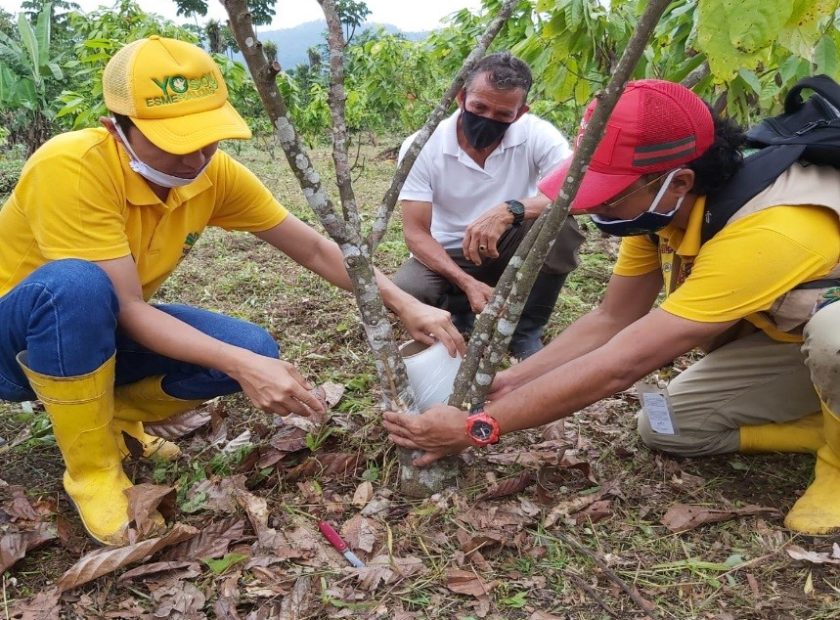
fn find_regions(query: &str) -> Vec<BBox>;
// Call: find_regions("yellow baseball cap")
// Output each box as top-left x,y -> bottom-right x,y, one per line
103,36 -> 252,154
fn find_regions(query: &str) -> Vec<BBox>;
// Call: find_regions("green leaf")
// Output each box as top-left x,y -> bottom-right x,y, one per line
814,34 -> 839,79
203,552 -> 248,575
16,12 -> 40,82
35,3 -> 53,68
779,0 -> 838,58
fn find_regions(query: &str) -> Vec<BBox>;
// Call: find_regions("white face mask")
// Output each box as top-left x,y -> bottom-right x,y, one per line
112,119 -> 211,188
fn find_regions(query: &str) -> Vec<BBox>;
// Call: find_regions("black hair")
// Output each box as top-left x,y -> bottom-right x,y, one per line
685,107 -> 747,195
111,112 -> 135,134
464,52 -> 533,100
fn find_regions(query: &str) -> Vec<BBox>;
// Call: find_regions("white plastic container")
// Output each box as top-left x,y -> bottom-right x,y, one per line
399,339 -> 463,411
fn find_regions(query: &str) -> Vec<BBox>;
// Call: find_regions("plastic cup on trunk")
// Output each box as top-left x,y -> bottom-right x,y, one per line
399,340 -> 462,411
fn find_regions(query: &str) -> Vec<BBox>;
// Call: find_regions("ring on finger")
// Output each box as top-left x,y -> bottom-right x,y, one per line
478,244 -> 487,252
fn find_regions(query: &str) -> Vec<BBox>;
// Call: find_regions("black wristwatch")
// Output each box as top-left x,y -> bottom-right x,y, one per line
506,199 -> 525,226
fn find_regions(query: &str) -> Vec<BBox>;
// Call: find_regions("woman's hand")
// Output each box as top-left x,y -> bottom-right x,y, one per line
232,354 -> 326,417
383,404 -> 472,466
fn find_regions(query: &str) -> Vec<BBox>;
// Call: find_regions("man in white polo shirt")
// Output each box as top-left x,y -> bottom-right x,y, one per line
393,53 -> 584,359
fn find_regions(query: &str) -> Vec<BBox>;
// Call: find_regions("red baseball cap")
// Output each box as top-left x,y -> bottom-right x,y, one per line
538,80 -> 714,213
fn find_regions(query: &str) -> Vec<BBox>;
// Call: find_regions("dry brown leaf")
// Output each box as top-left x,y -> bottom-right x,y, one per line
660,503 -> 780,533
574,499 -> 613,524
445,568 -> 496,598
540,419 -> 566,441
6,586 -> 61,620
340,514 -> 378,553
348,555 -> 425,591
352,481 -> 374,507
160,518 -> 246,562
277,574 -> 313,620
126,484 -> 175,535
214,596 -> 241,620
151,580 -> 206,618
455,502 -> 534,531
2,485 -> 40,521
0,524 -> 57,573
269,425 -> 309,453
118,560 -> 200,582
145,405 -> 212,440
321,382 -> 346,407
284,453 -> 360,482
786,544 -> 840,565
543,484 -> 618,528
234,487 -> 270,539
486,443 -> 593,479
475,472 -> 535,501
57,523 -> 198,592
529,612 -> 565,620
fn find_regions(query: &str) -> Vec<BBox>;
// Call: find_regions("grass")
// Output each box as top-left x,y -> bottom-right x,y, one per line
1,140 -> 839,618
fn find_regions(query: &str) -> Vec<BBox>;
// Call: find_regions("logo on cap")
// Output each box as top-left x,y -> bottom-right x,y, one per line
147,73 -> 219,108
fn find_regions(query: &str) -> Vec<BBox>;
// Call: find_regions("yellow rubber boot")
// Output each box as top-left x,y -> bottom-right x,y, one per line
739,412 -> 824,454
784,400 -> 840,534
17,353 -> 133,545
112,375 -> 205,462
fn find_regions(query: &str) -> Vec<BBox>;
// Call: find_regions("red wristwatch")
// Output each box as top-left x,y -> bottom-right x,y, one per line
465,409 -> 500,447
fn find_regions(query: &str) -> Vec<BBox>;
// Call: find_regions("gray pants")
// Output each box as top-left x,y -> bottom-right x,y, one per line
393,218 -> 584,309
637,301 -> 840,456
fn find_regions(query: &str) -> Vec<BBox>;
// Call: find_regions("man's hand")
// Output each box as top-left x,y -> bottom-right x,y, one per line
398,299 -> 466,357
383,405 -> 472,466
463,278 -> 494,314
232,354 -> 326,417
463,203 -> 513,265
487,369 -> 518,401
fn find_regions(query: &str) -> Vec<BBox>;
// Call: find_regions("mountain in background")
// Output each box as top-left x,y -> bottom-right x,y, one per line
253,20 -> 430,70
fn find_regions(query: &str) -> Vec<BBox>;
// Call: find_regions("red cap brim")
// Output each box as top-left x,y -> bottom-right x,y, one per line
538,159 -> 641,214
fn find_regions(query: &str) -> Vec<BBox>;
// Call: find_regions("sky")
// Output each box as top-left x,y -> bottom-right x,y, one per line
0,0 -> 484,32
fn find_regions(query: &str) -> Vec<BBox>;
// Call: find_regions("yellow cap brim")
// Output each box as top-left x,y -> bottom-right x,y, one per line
131,101 -> 252,154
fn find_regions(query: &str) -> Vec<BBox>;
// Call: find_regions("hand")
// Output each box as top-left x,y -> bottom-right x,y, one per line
463,279 -> 494,314
487,369 -> 517,401
463,204 -> 512,265
383,404 -> 472,466
232,354 -> 326,417
398,299 -> 466,357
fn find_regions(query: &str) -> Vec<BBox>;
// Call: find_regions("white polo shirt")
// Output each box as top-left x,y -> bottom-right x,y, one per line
398,109 -> 571,249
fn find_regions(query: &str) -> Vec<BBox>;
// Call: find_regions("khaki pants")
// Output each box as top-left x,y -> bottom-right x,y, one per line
637,301 -> 840,456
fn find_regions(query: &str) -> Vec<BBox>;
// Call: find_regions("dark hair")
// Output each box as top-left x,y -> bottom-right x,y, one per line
464,52 -> 533,100
111,112 -> 134,134
686,107 -> 746,195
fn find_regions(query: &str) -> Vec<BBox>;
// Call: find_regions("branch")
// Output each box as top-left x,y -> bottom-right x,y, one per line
222,0 -> 352,245
455,0 -> 677,408
318,0 -> 362,235
366,0 -> 519,251
681,60 -> 709,89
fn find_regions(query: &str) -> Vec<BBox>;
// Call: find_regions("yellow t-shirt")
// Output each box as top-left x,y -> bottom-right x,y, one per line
0,128 -> 287,300
613,197 -> 840,341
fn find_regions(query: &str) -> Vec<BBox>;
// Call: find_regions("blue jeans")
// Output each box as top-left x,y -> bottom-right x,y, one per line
0,259 -> 279,402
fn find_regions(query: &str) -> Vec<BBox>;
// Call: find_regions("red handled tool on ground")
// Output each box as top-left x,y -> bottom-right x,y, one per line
318,520 -> 365,568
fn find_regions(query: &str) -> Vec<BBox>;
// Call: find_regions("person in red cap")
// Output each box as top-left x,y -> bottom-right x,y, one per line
0,36 -> 463,546
384,79 -> 840,535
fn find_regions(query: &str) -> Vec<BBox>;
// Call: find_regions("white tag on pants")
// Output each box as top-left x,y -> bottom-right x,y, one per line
636,382 -> 678,435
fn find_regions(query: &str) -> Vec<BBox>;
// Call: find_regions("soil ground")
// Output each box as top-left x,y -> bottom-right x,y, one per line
1,142 -> 839,619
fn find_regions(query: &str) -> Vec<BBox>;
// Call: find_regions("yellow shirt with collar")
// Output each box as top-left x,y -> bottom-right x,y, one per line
0,127 -> 287,300
612,197 -> 840,341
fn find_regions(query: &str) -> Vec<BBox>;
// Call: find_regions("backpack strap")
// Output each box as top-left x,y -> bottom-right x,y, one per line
700,145 -> 804,244
785,75 -> 840,114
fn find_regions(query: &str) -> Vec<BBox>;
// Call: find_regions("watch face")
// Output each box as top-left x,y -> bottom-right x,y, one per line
471,420 -> 494,440
507,200 -> 525,215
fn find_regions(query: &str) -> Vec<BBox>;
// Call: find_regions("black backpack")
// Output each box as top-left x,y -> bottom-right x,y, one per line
701,75 -> 840,243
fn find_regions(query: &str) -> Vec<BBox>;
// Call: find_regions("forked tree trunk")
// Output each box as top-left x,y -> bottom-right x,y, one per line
222,0 -> 674,494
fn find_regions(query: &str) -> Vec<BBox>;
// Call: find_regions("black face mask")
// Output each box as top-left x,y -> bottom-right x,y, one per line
461,108 -> 513,149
